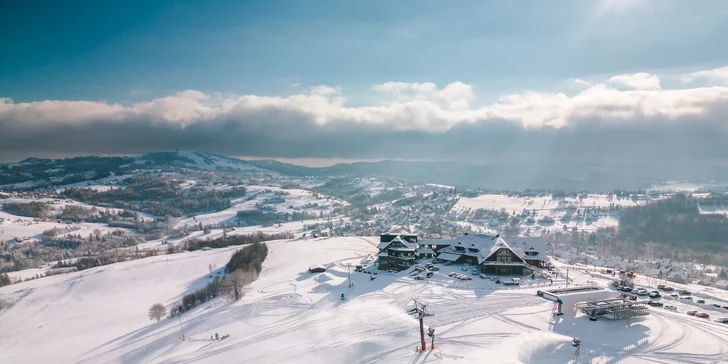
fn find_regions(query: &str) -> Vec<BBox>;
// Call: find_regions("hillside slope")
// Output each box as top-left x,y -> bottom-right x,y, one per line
3,237 -> 728,363
0,247 -> 240,364
137,150 -> 271,173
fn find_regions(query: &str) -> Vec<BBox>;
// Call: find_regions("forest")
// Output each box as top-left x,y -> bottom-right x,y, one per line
0,156 -> 133,187
169,241 -> 271,316
2,201 -> 53,217
62,176 -> 246,217
184,231 -> 292,251
618,194 -> 728,251
235,210 -> 318,227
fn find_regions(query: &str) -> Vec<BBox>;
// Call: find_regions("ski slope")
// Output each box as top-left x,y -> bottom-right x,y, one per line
2,237 -> 728,363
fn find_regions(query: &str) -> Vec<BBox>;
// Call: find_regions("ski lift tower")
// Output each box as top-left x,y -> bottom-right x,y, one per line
347,263 -> 352,288
411,299 -> 434,351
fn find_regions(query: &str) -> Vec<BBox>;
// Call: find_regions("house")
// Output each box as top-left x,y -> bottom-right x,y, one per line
667,272 -> 688,284
434,234 -> 548,276
376,232 -> 420,270
714,280 -> 728,290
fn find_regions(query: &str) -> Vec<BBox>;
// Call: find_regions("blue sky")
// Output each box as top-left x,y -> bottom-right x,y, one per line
2,0 -> 727,103
2,0 -> 728,164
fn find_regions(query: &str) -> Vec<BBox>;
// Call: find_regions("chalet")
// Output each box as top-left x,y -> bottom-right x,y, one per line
434,234 -> 548,276
376,232 -> 547,275
375,231 -> 456,269
376,232 -> 419,270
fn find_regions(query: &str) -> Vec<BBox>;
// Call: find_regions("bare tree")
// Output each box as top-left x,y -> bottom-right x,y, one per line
148,303 -> 166,322
221,269 -> 256,300
208,263 -> 217,274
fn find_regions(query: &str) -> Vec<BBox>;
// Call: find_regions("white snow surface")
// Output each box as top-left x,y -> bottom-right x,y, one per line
173,185 -> 346,230
647,181 -> 728,192
0,210 -> 129,243
453,194 -> 637,233
454,194 -> 640,212
2,238 -> 728,363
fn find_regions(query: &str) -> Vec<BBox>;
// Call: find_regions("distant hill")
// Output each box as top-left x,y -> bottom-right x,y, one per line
0,151 -> 274,190
5,150 -> 728,191
136,150 -> 270,173
245,159 -> 690,191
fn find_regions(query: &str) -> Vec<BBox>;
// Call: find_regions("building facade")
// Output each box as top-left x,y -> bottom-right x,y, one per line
434,234 -> 548,276
377,232 -> 419,270
375,232 -> 548,275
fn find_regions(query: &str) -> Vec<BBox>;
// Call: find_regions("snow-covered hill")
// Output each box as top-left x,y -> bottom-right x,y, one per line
3,237 -> 728,363
136,150 -> 272,173
173,185 -> 347,230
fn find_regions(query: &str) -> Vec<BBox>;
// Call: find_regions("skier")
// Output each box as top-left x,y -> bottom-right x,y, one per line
572,338 -> 581,360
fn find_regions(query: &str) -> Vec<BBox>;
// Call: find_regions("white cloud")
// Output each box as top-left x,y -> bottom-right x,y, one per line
2,66 -> 728,134
608,72 -> 662,90
570,78 -> 593,88
309,85 -> 340,96
680,66 -> 728,85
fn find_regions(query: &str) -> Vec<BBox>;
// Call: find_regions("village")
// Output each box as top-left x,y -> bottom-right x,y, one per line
4,166 -> 728,292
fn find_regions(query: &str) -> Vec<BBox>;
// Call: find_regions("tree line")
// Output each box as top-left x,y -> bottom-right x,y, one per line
184,231 -> 292,251
2,201 -> 53,218
166,241 -> 270,319
62,176 -> 246,217
618,193 -> 728,251
0,156 -> 132,187
235,210 -> 317,227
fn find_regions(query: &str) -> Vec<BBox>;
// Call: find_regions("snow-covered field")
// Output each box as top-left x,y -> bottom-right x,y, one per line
138,218 -> 346,251
699,204 -> 728,216
1,197 -> 153,221
173,185 -> 346,230
52,174 -> 130,192
454,194 -> 640,213
3,237 -> 728,363
453,194 -> 637,233
648,182 -> 728,193
0,210 -> 127,243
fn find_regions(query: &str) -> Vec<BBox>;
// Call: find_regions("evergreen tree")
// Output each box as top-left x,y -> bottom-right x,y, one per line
0,273 -> 11,287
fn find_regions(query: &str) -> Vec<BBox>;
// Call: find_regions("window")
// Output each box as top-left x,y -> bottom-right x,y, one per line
496,248 -> 512,263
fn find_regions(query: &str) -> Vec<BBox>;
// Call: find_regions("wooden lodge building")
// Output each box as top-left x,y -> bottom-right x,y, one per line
376,232 -> 548,275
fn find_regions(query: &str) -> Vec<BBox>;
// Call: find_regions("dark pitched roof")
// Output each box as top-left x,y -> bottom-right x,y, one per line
436,234 -> 547,264
502,237 -> 547,261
